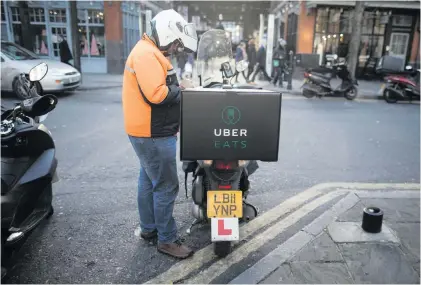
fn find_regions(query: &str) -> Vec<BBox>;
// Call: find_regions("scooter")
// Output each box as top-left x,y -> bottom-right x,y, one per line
181,29 -> 264,257
380,66 -> 420,103
301,55 -> 358,100
1,63 -> 59,280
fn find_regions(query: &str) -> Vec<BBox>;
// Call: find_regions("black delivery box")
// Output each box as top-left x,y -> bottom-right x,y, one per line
180,89 -> 282,161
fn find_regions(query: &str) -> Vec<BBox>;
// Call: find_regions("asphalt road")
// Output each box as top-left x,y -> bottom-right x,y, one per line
2,89 -> 420,283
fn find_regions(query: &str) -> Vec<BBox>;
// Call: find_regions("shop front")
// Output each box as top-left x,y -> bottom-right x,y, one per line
2,1 -> 107,73
311,5 -> 420,78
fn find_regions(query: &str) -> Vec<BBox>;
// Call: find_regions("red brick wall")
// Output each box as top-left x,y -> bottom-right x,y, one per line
104,1 -> 122,42
296,2 -> 315,54
104,1 -> 124,74
410,16 -> 420,63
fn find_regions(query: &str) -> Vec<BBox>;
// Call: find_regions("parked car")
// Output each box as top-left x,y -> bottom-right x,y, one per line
1,41 -> 81,99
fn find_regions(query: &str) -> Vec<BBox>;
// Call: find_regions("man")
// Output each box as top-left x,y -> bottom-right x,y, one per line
122,9 -> 197,259
250,40 -> 272,83
234,41 -> 248,83
246,38 -> 257,82
272,38 -> 287,87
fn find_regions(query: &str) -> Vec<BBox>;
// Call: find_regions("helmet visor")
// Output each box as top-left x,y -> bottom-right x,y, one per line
184,23 -> 198,40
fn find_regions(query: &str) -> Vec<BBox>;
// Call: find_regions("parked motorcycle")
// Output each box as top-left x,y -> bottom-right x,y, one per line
301,55 -> 358,100
380,66 -> 420,104
1,63 -> 58,280
181,29 -> 264,257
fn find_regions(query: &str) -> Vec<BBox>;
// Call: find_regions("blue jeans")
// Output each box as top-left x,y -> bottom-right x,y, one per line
128,136 -> 179,244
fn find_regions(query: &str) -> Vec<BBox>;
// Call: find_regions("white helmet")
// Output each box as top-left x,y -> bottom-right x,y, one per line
150,9 -> 198,54
278,38 -> 287,47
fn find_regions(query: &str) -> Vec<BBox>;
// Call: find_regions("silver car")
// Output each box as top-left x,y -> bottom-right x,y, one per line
1,41 -> 81,98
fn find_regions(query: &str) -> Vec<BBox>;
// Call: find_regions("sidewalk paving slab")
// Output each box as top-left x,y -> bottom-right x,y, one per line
229,187 -> 420,284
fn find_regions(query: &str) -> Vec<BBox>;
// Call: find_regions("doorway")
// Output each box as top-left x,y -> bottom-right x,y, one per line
50,26 -> 67,58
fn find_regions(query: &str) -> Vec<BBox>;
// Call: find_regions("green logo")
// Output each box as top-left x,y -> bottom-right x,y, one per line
222,106 -> 241,125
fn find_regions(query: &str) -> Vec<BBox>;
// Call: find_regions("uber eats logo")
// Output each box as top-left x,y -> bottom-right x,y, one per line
214,106 -> 247,149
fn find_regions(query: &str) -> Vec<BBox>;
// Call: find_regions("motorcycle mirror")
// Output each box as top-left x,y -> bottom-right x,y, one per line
21,94 -> 57,117
236,60 -> 249,73
221,62 -> 235,78
29,63 -> 48,82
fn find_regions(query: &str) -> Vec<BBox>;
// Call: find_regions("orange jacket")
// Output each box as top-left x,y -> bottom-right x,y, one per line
122,34 -> 181,137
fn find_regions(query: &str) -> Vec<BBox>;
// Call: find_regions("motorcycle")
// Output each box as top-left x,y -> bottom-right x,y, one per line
1,63 -> 58,280
181,29 -> 262,257
301,55 -> 358,100
380,66 -> 420,104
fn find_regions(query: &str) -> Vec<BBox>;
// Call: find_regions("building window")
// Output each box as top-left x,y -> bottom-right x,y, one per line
78,9 -> 105,57
392,15 -> 413,27
49,9 -> 66,23
314,7 -> 387,67
8,5 -> 48,55
30,8 -> 45,23
1,2 -> 6,22
10,7 -> 20,22
1,2 -> 7,41
358,11 -> 387,67
88,9 -> 104,24
123,12 -> 140,59
32,26 -> 48,55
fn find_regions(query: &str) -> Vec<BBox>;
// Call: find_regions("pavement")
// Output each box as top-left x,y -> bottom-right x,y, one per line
229,184 -> 421,284
151,183 -> 421,284
2,87 -> 420,284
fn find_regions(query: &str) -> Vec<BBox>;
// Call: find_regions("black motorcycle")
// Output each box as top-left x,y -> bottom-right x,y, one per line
181,29 -> 262,258
301,58 -> 358,100
1,63 -> 58,280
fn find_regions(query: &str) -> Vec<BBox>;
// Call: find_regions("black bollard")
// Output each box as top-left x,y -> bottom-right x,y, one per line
362,207 -> 384,233
287,50 -> 293,90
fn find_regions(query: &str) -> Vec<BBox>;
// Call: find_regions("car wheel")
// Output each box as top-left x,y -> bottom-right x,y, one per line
12,77 -> 31,100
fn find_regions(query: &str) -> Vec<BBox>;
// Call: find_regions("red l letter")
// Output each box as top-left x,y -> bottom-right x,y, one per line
218,220 -> 232,235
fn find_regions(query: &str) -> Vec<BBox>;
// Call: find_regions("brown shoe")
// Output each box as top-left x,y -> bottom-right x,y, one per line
157,240 -> 194,259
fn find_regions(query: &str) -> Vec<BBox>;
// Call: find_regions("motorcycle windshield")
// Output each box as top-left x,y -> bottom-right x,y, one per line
197,29 -> 234,86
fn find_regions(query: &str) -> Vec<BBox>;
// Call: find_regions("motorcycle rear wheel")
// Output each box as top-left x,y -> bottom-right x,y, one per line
345,86 -> 358,100
302,89 -> 315,98
214,241 -> 231,257
383,89 -> 398,104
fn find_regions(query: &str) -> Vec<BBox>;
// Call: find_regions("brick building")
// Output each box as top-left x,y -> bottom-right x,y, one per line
270,0 -> 420,78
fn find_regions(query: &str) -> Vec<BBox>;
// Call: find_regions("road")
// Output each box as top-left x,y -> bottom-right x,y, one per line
3,89 -> 420,283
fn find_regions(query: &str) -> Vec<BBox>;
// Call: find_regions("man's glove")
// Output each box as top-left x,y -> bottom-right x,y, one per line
166,84 -> 181,104
166,72 -> 179,87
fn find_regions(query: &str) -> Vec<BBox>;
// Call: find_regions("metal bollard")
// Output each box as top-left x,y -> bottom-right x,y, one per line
287,50 -> 293,90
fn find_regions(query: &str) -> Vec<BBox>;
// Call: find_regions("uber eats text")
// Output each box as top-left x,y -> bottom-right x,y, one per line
213,128 -> 247,149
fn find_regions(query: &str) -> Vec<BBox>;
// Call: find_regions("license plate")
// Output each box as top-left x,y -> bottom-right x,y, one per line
207,191 -> 243,218
211,218 -> 240,241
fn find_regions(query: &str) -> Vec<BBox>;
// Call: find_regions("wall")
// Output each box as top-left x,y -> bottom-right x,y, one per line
104,1 -> 124,74
410,15 -> 420,64
296,1 -> 315,54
